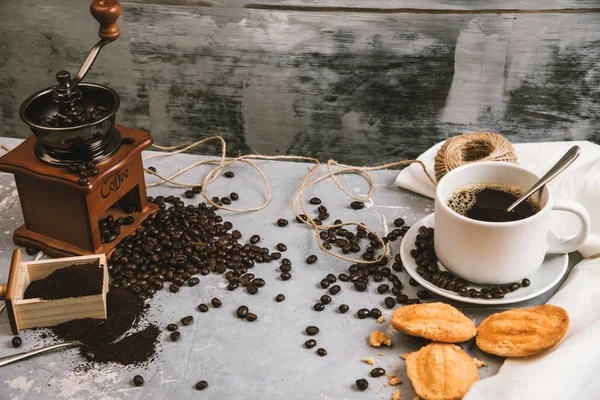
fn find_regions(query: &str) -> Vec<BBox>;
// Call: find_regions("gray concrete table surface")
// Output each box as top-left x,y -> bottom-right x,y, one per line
0,137 -> 579,400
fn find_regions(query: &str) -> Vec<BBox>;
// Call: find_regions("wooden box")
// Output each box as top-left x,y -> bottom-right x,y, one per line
4,249 -> 108,334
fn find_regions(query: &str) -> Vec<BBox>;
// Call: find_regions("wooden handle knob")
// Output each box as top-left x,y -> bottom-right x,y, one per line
90,0 -> 122,41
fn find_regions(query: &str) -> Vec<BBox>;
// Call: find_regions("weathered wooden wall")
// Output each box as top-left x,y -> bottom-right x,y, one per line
1,1 -> 599,164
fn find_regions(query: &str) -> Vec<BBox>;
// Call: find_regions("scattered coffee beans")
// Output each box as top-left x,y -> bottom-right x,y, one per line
305,339 -> 317,349
317,348 -> 327,356
280,272 -> 292,281
224,171 -> 234,178
181,316 -> 193,325
277,219 -> 289,227
246,313 -> 257,322
384,297 -> 397,309
371,368 -> 386,377
309,197 -> 322,205
277,243 -> 287,252
170,331 -> 181,341
357,309 -> 370,319
195,380 -> 208,390
339,304 -> 349,313
187,278 -> 200,287
320,295 -> 332,305
25,247 -> 38,256
306,255 -> 317,264
417,290 -> 431,300
313,303 -> 325,311
167,324 -> 178,332
522,278 -> 531,287
11,337 -> 22,348
211,298 -> 222,308
370,308 -> 382,319
393,218 -> 405,227
275,294 -> 285,302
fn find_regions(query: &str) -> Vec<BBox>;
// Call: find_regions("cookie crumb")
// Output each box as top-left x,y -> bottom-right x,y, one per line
387,374 -> 402,386
401,353 -> 409,360
377,316 -> 385,324
392,390 -> 401,400
473,358 -> 487,368
383,383 -> 389,387
363,357 -> 375,365
369,331 -> 392,347
378,352 -> 384,356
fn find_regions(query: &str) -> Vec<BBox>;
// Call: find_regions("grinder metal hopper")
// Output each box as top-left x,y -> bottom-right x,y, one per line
0,0 -> 158,257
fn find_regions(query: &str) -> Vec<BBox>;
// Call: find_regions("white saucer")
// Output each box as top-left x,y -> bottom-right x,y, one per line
399,213 -> 569,305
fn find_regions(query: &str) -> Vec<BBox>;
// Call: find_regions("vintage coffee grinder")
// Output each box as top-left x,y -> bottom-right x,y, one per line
0,0 -> 157,257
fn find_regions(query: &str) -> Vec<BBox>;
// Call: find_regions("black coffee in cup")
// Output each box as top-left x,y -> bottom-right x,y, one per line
446,183 -> 540,222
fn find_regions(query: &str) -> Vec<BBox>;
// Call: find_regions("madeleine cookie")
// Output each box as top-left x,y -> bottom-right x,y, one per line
406,343 -> 479,400
391,302 -> 476,343
476,304 -> 569,357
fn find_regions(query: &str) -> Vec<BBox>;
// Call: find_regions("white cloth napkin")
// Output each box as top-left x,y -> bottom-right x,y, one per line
394,140 -> 600,399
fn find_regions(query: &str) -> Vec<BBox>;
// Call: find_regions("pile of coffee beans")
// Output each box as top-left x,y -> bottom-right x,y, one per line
108,196 -> 278,300
41,105 -> 108,128
99,214 -> 135,244
67,160 -> 99,185
411,226 -> 530,299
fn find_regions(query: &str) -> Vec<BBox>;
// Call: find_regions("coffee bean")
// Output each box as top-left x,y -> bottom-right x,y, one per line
338,304 -> 349,313
309,197 -> 322,205
198,304 -> 209,312
356,379 -> 369,391
522,278 -> 531,287
250,234 -> 260,244
275,294 -> 285,302
24,247 -> 39,256
354,281 -> 367,292
409,278 -> 419,287
236,305 -> 249,319
393,218 -> 405,227
307,255 -> 317,264
350,201 -> 365,210
195,380 -> 208,390
169,284 -> 180,293
187,277 -> 200,287
221,197 -> 232,205
224,171 -> 235,178
296,214 -> 308,223
184,190 -> 195,199
121,137 -> 135,145
123,216 -> 135,225
384,297 -> 397,309
406,298 -> 421,304
306,326 -> 320,336
305,339 -> 317,349
280,264 -> 292,273
11,336 -> 22,348
209,298 -> 222,308
247,284 -> 259,294
320,279 -> 330,289
78,177 -> 89,186
276,243 -> 287,252
324,273 -> 336,283
170,331 -> 181,341
371,368 -> 386,378
166,324 -> 178,332
280,272 -> 291,281
396,294 -> 408,303
370,308 -> 382,319
181,316 -> 194,325
492,292 -> 505,299
509,282 -> 521,291
133,375 -> 144,387
377,284 -> 390,294
338,273 -> 349,282
246,313 -> 257,322
357,308 -> 370,319
315,295 -> 330,306
329,285 -> 341,295
312,302 -> 325,312
277,219 -> 289,227
417,290 -> 431,300
317,348 -> 327,356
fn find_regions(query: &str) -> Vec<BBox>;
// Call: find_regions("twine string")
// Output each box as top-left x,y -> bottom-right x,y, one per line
143,137 -> 435,264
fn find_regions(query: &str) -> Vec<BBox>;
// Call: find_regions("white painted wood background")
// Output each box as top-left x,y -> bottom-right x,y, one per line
0,0 -> 598,163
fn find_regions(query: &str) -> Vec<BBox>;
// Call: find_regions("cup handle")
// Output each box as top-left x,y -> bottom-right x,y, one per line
547,199 -> 591,254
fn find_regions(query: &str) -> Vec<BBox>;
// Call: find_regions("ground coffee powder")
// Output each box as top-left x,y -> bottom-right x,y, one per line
51,318 -> 102,341
82,312 -> 136,347
24,263 -> 103,300
106,289 -> 143,317
85,324 -> 160,365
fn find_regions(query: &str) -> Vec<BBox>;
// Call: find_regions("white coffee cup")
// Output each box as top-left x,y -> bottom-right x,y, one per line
434,161 -> 590,285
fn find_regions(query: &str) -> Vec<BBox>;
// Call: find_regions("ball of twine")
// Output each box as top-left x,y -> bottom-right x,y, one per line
434,132 -> 518,181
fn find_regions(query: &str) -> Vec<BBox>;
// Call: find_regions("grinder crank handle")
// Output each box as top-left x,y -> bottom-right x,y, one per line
75,0 -> 122,83
0,341 -> 83,368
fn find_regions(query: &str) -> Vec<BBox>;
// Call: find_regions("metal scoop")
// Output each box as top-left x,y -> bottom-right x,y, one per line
506,145 -> 581,213
0,312 -> 135,367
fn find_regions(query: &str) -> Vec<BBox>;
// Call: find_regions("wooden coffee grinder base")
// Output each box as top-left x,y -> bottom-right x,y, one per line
0,125 -> 158,257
